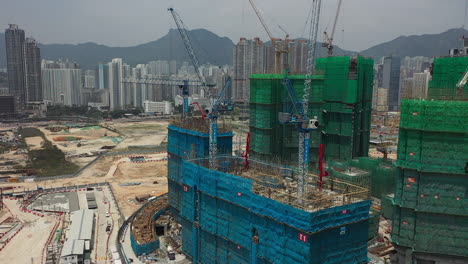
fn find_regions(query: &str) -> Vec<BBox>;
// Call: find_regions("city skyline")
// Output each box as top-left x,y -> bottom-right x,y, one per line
1,0 -> 468,52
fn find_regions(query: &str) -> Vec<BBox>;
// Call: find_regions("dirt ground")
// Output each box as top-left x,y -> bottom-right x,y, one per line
0,199 -> 59,264
39,126 -> 121,167
1,120 -> 170,218
25,136 -> 44,150
2,151 -> 169,218
0,150 -> 29,178
111,121 -> 169,149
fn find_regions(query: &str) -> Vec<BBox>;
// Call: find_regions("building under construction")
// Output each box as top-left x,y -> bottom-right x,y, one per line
390,55 -> 468,263
249,56 -> 374,165
167,56 -> 375,264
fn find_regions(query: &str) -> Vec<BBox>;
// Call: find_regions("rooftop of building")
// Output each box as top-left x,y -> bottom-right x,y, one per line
69,209 -> 94,241
188,156 -> 369,212
61,239 -> 85,257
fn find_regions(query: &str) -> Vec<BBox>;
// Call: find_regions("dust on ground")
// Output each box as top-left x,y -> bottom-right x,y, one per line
24,136 -> 44,150
111,121 -> 169,149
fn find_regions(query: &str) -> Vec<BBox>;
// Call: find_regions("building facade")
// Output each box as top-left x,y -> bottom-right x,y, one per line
232,38 -> 265,101
96,64 -> 109,90
143,101 -> 173,115
382,56 -> 401,111
24,38 -> 43,102
412,71 -> 430,99
108,58 -> 123,110
5,24 -> 26,109
42,60 -> 82,106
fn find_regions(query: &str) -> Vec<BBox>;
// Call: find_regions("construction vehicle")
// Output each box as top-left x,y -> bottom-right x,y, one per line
322,0 -> 343,56
248,0 -> 290,73
169,8 -> 233,169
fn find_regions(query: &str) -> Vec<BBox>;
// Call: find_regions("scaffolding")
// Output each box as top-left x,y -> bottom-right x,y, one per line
168,156 -> 371,264
391,99 -> 468,259
248,56 -> 374,164
167,122 -> 371,264
189,156 -> 370,212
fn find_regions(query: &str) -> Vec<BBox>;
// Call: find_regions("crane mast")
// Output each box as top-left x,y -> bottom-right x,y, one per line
169,8 -> 233,169
323,0 -> 343,56
299,0 -> 322,197
168,8 -> 210,101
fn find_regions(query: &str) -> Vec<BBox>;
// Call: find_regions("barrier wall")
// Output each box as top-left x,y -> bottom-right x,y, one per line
129,194 -> 168,256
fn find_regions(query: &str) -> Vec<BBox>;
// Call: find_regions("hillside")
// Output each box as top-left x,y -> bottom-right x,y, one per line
0,29 -> 234,69
360,28 -> 468,59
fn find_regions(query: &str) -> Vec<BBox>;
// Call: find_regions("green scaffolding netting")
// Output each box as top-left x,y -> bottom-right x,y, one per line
392,206 -> 468,257
428,56 -> 468,100
248,56 -> 374,164
328,157 -> 395,199
393,168 -> 468,216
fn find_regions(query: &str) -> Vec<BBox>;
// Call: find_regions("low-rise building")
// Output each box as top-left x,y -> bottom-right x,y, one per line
143,100 -> 173,115
60,209 -> 95,264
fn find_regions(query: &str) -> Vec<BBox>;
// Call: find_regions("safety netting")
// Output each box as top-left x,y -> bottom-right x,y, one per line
393,168 -> 468,216
248,56 -> 374,164
167,124 -> 233,159
398,99 -> 468,174
328,157 -> 395,199
392,205 -> 468,257
171,157 -> 371,264
428,56 -> 468,100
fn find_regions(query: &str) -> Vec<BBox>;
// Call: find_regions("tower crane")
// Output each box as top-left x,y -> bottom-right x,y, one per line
323,0 -> 343,56
279,0 -> 322,197
248,0 -> 290,74
169,8 -> 233,169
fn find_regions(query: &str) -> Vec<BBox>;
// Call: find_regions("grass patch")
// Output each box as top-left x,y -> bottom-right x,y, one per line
18,128 -> 79,177
19,127 -> 44,138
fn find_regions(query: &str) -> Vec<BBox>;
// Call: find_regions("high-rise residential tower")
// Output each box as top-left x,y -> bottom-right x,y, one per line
108,58 -> 123,110
382,56 -> 401,111
42,60 -> 82,106
5,24 -> 26,109
232,37 -> 265,101
24,38 -> 42,102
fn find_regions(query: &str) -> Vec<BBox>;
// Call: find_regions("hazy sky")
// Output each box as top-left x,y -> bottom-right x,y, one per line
1,0 -> 467,51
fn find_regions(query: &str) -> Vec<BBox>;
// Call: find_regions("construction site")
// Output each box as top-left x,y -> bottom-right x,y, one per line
0,1 -> 467,264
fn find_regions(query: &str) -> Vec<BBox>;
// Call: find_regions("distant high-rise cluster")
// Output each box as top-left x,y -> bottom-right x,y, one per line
5,24 -> 43,110
232,37 -> 310,101
42,59 -> 83,106
90,58 -> 229,110
373,56 -> 432,112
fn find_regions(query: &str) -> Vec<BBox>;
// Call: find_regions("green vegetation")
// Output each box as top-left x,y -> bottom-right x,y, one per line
18,127 -> 79,177
19,127 -> 44,138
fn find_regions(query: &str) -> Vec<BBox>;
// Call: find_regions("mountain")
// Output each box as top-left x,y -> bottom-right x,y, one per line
1,28 -> 467,69
360,28 -> 468,59
0,29 -> 234,69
